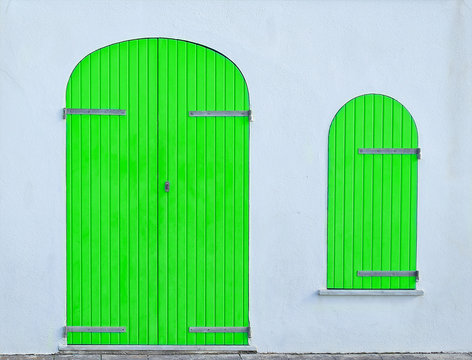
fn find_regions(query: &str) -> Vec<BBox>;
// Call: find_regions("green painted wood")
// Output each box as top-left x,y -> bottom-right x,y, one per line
66,38 -> 249,345
327,94 -> 418,290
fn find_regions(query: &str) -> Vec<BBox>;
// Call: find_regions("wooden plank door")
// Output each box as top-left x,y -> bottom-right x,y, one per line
66,38 -> 249,345
156,39 -> 250,345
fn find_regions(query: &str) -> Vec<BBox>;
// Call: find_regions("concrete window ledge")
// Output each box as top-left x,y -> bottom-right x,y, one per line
58,345 -> 257,353
319,289 -> 424,296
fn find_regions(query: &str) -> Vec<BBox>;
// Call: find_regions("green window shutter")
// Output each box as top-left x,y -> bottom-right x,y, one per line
66,39 -> 249,345
327,94 -> 419,290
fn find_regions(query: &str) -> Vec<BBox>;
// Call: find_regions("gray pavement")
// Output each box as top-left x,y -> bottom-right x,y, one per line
1,354 -> 472,360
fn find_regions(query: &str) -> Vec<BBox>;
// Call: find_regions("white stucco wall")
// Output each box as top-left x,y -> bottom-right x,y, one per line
1,0 -> 472,354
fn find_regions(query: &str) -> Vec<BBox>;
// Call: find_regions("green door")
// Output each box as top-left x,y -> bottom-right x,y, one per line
327,94 -> 419,290
66,39 -> 249,345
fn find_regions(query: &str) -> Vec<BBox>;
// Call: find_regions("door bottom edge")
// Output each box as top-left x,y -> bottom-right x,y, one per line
58,345 -> 257,353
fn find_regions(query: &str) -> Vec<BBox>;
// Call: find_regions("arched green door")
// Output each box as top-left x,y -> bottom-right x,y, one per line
327,94 -> 419,290
66,39 -> 249,345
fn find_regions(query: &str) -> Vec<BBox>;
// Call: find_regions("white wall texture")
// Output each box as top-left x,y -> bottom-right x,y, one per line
1,0 -> 472,354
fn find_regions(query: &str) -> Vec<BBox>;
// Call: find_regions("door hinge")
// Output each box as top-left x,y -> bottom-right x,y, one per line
188,326 -> 250,334
189,110 -> 252,122
64,326 -> 126,335
63,108 -> 127,119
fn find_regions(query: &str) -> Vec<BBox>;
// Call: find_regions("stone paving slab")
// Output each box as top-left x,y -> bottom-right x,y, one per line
380,355 -> 430,360
0,357 -> 54,360
426,356 -> 472,360
334,355 -> 382,360
288,356 -> 336,360
242,355 -> 290,360
56,356 -> 100,360
56,356 -> 102,360
149,355 -> 241,360
0,354 -> 472,360
55,356 -> 101,360
242,355 -> 335,360
103,356 -> 148,360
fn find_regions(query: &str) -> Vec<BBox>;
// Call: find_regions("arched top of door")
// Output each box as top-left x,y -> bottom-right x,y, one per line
65,38 -> 250,107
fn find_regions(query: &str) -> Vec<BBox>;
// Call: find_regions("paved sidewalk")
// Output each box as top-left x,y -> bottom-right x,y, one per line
1,354 -> 472,360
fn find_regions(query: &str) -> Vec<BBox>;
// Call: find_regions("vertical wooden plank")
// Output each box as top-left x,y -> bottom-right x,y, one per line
214,54 -> 226,345
80,56 -> 92,344
381,96 -> 393,289
118,41 -> 130,344
108,43 -> 120,344
157,38 -> 169,345
98,47 -> 110,345
370,95 -> 383,289
223,61 -> 235,344
89,50 -> 101,345
186,42 -> 198,346
166,39 -> 179,344
66,69 -> 72,345
233,68 -> 246,345
362,95 -> 374,289
327,117 -> 336,288
400,107 -> 412,289
176,40 -> 188,345
127,39 -> 139,344
390,100 -> 402,289
409,114 -> 419,289
333,106 -> 345,288
194,44 -> 207,345
204,49 -> 216,345
66,77 -> 73,345
242,74 -> 250,346
137,39 -> 149,344
69,65 -> 82,345
352,96 -> 364,288
343,100 -> 354,288
147,38 -> 159,344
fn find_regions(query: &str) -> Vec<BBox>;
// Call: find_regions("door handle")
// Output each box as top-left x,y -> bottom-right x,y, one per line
165,181 -> 170,192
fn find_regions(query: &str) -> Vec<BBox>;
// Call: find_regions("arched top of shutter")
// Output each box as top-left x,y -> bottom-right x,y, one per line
328,94 -> 418,143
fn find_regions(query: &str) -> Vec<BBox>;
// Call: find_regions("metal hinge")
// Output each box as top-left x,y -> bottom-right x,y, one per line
357,270 -> 419,282
188,326 -> 250,334
189,110 -> 252,122
64,326 -> 126,334
63,108 -> 127,119
358,148 -> 421,159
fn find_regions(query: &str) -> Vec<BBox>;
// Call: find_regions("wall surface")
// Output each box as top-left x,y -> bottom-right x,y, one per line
1,0 -> 472,354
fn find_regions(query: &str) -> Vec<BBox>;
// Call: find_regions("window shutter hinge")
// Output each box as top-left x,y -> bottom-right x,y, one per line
357,270 -> 419,282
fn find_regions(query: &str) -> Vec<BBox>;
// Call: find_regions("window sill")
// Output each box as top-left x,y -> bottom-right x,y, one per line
319,289 -> 424,296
